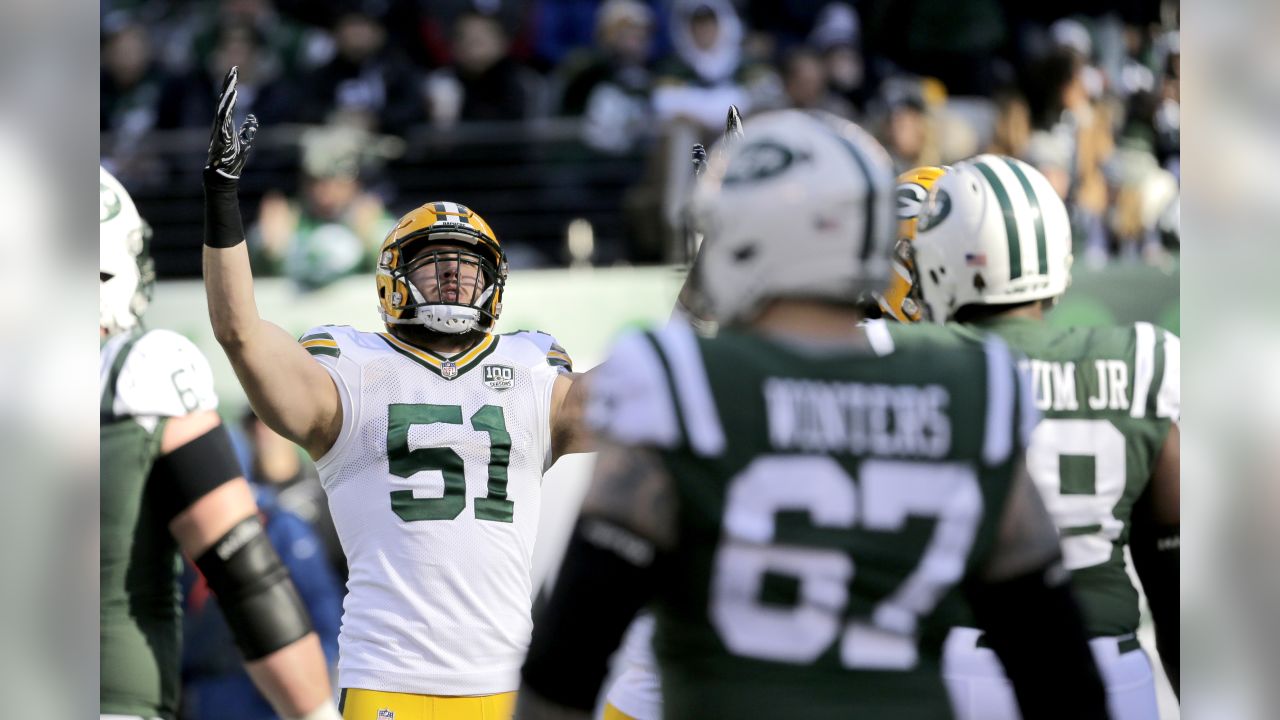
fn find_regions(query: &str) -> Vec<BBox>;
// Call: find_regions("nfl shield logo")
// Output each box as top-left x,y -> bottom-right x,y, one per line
377,709 -> 395,719
440,360 -> 458,380
483,364 -> 514,390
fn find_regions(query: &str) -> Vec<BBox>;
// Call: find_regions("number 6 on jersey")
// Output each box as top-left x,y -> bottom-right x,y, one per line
711,455 -> 982,670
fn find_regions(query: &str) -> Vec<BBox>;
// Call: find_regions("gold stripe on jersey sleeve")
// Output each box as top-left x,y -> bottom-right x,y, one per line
300,339 -> 339,349
299,334 -> 340,359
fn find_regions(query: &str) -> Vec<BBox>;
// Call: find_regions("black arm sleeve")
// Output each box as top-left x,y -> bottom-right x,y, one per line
195,515 -> 314,660
520,517 -> 658,711
203,169 -> 246,249
1130,484 -> 1180,696
966,564 -> 1110,720
151,424 -> 243,521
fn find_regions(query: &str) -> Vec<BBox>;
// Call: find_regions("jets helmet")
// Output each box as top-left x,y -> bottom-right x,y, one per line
878,165 -> 949,322
692,109 -> 895,324
100,166 -> 155,336
376,201 -> 507,334
912,154 -> 1073,322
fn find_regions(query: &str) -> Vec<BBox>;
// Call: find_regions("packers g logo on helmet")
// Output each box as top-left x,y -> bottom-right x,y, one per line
877,165 -> 949,323
376,201 -> 508,335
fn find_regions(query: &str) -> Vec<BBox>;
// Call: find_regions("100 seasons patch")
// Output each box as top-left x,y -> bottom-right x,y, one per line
484,364 -> 514,390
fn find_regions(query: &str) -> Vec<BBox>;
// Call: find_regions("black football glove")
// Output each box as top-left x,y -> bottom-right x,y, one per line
205,66 -> 259,180
691,143 -> 709,177
724,104 -> 743,145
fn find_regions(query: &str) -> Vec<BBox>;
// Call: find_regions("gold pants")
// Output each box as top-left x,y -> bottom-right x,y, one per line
601,703 -> 639,720
340,688 -> 516,720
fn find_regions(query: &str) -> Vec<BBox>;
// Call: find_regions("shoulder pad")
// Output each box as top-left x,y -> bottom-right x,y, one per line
501,329 -> 573,372
586,329 -> 681,449
113,329 -> 218,418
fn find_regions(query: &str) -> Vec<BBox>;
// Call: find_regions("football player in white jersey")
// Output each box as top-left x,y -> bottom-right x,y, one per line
199,67 -> 599,720
100,166 -> 339,720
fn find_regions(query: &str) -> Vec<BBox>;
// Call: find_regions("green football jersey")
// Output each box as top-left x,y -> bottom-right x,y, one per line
591,321 -> 1034,720
100,328 -> 221,720
965,316 -> 1180,638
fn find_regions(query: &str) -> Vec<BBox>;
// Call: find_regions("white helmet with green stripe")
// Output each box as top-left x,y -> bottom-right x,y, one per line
100,166 -> 155,336
692,109 -> 896,325
911,154 -> 1073,322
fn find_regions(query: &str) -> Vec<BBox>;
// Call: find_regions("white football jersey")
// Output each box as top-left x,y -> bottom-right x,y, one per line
100,328 -> 219,426
301,325 -> 571,695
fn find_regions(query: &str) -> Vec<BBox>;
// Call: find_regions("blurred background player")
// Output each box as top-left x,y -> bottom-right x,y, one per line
905,156 -> 1179,719
599,106 -> 744,720
100,165 -> 339,720
516,109 -> 1108,720
874,164 -> 949,323
199,67 -> 605,720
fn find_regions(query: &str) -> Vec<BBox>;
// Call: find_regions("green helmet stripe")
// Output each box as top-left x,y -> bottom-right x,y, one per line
1002,157 -> 1048,275
100,329 -> 144,419
824,128 -> 879,262
973,161 -> 1021,280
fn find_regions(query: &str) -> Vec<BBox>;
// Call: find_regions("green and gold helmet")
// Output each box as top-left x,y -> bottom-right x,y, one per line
376,201 -> 507,334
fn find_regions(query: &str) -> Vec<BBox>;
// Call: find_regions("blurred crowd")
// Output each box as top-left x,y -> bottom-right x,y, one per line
102,0 -> 1180,286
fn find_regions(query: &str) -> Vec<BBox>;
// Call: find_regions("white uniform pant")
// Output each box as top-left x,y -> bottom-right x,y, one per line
604,614 -> 662,720
943,627 -> 1159,720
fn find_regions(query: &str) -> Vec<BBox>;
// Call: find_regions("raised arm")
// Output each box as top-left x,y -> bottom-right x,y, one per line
201,67 -> 340,459
674,104 -> 744,329
549,370 -> 592,463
